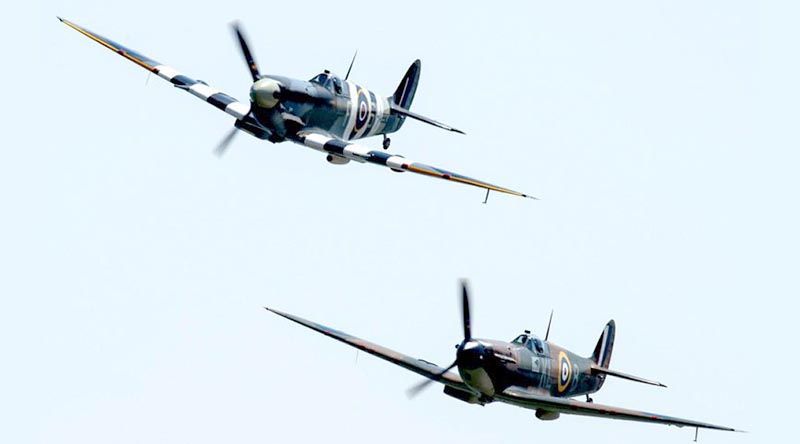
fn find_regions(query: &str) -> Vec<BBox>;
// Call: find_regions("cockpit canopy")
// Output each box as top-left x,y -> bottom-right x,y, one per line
310,73 -> 330,85
512,332 -> 545,354
511,333 -> 528,345
310,71 -> 343,94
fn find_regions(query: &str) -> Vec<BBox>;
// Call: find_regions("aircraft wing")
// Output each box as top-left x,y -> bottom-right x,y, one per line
60,17 -> 533,199
58,18 -> 263,133
498,386 -> 741,432
296,132 -> 537,199
265,307 -> 470,392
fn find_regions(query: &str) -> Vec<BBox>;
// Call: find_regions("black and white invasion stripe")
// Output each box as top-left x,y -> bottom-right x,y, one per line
154,65 -> 250,120
299,133 -> 410,170
296,132 -> 535,198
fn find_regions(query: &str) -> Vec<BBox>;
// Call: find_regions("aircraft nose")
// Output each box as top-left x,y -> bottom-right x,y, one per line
457,341 -> 490,370
250,78 -> 281,108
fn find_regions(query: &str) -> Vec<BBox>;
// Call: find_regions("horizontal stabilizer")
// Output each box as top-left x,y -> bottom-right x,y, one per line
390,103 -> 465,134
591,365 -> 667,388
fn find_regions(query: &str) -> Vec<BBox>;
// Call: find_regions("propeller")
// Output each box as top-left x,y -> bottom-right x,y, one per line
212,22 -> 276,154
221,21 -> 328,150
231,22 -> 282,110
214,126 -> 239,157
406,361 -> 457,398
406,280 -> 473,398
232,21 -> 261,81
462,280 -> 471,342
231,22 -> 312,108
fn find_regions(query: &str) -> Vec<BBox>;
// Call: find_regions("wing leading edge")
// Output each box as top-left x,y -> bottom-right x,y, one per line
265,309 -> 739,432
296,132 -> 537,199
499,386 -> 742,432
265,307 -> 470,392
58,17 -> 252,123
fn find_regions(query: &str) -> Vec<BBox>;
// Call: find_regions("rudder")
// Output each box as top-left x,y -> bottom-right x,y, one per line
392,59 -> 421,109
591,320 -> 615,368
382,60 -> 422,135
382,59 -> 464,135
589,320 -> 667,389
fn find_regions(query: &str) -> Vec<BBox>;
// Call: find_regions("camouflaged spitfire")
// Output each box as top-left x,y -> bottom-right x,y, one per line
267,281 -> 740,436
59,18 -> 534,200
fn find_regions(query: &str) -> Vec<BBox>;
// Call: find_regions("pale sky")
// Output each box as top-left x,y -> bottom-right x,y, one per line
1,1 -> 791,443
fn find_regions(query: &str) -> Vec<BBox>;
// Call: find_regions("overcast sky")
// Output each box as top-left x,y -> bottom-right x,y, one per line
1,1 -> 791,443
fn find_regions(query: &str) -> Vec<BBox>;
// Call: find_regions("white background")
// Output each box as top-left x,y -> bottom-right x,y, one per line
1,1 -> 790,443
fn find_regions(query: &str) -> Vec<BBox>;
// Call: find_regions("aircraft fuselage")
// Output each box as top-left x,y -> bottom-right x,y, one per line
259,72 -> 395,143
458,336 -> 603,400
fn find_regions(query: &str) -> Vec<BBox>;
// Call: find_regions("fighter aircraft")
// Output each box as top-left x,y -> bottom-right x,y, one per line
58,18 -> 534,201
266,281 -> 740,438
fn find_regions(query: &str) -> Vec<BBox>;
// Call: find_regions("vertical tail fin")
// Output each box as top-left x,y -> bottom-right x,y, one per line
591,320 -> 615,368
382,60 -> 422,135
383,60 -> 463,135
589,320 -> 667,388
392,59 -> 421,109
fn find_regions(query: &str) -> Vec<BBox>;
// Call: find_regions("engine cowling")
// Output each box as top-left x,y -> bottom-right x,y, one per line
326,154 -> 350,165
535,409 -> 561,421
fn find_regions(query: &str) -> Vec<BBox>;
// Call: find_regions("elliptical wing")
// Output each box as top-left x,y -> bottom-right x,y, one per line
499,386 -> 742,432
59,17 -> 251,122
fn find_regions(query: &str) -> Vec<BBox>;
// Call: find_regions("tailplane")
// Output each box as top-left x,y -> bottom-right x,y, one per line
589,320 -> 666,389
590,366 -> 667,388
383,60 -> 464,135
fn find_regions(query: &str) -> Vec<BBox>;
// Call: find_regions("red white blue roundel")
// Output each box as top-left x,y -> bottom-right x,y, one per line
354,88 -> 370,131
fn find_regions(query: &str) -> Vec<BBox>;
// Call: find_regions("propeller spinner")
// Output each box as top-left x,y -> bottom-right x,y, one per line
231,22 -> 282,110
250,78 -> 281,109
218,22 -> 337,153
215,22 -> 285,154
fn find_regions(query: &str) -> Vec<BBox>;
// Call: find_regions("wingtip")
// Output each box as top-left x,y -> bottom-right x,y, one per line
264,306 -> 289,318
717,426 -> 746,433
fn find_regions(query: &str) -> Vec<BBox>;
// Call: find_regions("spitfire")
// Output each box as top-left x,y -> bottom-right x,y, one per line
59,18 -> 535,200
266,280 -> 741,437
59,16 -> 739,438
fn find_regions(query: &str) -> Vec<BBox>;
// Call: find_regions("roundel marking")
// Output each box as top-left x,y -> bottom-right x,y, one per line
354,88 -> 370,131
557,351 -> 572,393
358,101 -> 368,120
